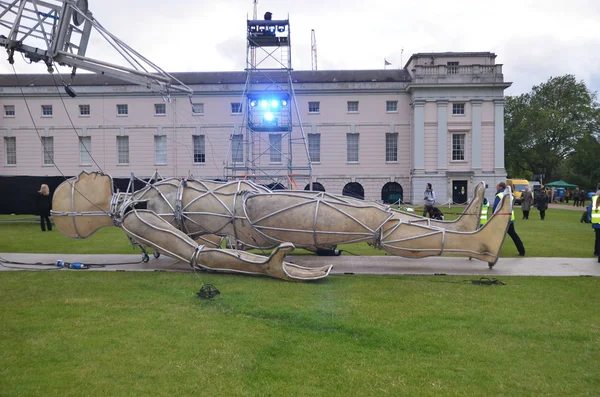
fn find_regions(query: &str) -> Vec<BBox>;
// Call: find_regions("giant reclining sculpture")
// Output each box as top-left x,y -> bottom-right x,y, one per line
52,171 -> 512,281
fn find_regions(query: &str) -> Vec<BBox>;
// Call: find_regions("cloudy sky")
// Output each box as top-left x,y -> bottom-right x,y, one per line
2,0 -> 600,95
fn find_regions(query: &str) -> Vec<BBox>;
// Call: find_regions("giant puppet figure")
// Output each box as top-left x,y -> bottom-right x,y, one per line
51,172 -> 513,281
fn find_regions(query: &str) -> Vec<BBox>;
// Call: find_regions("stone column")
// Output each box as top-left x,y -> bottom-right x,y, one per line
471,99 -> 482,169
412,99 -> 425,170
494,99 -> 505,170
437,100 -> 448,169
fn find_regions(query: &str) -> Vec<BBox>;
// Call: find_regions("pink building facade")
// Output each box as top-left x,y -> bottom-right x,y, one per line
0,52 -> 510,204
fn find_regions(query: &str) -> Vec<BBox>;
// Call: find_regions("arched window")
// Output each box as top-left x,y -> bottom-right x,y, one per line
304,182 -> 325,192
265,182 -> 286,191
381,182 -> 403,204
342,182 -> 364,200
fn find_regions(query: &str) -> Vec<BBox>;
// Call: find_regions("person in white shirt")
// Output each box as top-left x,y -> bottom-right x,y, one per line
423,183 -> 436,217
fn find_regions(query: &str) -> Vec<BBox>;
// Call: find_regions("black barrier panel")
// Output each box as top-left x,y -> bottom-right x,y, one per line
0,175 -> 69,215
0,175 -> 154,215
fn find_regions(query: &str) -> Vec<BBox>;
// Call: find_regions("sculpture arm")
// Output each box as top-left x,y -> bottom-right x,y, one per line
120,210 -> 331,281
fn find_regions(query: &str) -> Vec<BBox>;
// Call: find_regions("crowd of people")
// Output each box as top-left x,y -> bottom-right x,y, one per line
570,187 -> 592,207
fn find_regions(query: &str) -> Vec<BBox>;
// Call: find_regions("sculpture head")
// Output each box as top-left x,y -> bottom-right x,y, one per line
52,171 -> 115,239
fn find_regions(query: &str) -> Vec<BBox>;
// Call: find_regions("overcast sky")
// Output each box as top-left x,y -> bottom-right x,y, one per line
2,0 -> 600,96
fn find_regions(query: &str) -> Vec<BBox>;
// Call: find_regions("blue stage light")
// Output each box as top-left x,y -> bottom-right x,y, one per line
260,100 -> 268,108
250,100 -> 257,107
271,100 -> 279,108
281,100 -> 287,106
264,112 -> 275,121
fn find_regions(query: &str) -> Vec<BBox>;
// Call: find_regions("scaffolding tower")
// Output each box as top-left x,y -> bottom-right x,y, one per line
224,13 -> 312,190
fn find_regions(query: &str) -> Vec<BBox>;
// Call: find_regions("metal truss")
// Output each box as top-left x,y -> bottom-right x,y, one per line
0,0 -> 192,95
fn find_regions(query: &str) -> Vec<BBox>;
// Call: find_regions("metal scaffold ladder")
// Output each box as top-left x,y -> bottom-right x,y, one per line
224,12 -> 312,190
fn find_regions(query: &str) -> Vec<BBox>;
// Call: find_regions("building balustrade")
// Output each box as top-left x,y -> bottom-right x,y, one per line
411,64 -> 504,84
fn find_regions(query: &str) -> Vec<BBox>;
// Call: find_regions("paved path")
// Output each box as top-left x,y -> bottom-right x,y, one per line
1,253 -> 598,277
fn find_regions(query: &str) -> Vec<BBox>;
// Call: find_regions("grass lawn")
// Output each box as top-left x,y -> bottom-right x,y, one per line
1,210 -> 598,396
0,207 -> 595,258
1,272 -> 599,396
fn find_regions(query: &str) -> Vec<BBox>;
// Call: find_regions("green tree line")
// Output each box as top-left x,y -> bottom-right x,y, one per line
504,75 -> 600,189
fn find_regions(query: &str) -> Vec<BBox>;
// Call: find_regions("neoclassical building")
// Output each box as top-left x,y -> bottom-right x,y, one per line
0,51 -> 510,206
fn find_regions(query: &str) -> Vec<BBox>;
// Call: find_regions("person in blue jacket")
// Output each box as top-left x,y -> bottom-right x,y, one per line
493,182 -> 525,256
588,191 -> 600,263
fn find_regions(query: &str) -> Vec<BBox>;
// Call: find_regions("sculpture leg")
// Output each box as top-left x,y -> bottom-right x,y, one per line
388,181 -> 485,232
380,193 -> 512,266
244,182 -> 486,251
121,210 -> 331,281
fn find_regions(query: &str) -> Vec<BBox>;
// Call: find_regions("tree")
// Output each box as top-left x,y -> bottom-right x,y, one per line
566,132 -> 600,189
504,75 -> 600,183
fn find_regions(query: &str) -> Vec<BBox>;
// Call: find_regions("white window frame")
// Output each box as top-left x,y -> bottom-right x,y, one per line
231,134 -> 244,163
269,134 -> 282,163
117,136 -> 129,165
4,136 -> 16,165
154,103 -> 166,116
231,103 -> 242,114
452,103 -> 465,116
79,104 -> 90,117
192,103 -> 204,115
79,136 -> 92,166
385,133 -> 398,162
4,105 -> 15,117
308,101 -> 320,114
41,136 -> 54,165
308,133 -> 320,163
193,135 -> 206,164
41,105 -> 53,117
154,135 -> 167,165
347,101 -> 359,113
346,133 -> 359,163
386,101 -> 398,113
451,133 -> 466,161
117,104 -> 128,116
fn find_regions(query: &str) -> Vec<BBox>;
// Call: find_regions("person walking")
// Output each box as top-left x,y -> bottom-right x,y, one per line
36,184 -> 52,231
573,187 -> 580,207
494,182 -> 525,256
536,186 -> 549,220
521,185 -> 534,220
589,191 -> 600,263
423,183 -> 436,218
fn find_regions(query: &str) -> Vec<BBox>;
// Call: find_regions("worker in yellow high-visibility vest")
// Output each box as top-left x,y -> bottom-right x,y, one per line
479,198 -> 489,229
588,191 -> 600,263
493,181 -> 525,256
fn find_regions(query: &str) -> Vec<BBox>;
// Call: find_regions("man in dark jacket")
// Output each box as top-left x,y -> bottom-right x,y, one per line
536,186 -> 549,220
494,182 -> 525,256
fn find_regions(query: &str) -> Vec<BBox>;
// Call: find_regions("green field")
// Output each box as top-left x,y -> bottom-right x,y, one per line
2,208 -> 598,396
0,207 -> 595,258
1,272 -> 598,396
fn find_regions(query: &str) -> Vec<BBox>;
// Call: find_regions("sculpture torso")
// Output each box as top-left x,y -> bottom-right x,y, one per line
128,177 -> 393,250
